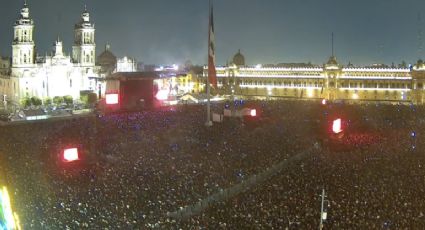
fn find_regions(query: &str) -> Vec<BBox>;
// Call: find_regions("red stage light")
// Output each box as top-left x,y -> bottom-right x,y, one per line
105,94 -> 119,105
332,118 -> 342,134
250,109 -> 257,117
63,148 -> 79,162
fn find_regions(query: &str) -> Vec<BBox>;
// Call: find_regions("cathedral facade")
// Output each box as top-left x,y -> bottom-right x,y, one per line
0,3 -> 100,105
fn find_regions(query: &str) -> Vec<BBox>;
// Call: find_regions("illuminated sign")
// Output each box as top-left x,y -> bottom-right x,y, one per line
105,94 -> 119,105
250,109 -> 257,117
63,148 -> 79,162
0,186 -> 20,229
332,118 -> 342,134
155,89 -> 169,101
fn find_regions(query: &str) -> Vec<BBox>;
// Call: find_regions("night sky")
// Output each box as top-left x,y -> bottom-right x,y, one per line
0,0 -> 425,66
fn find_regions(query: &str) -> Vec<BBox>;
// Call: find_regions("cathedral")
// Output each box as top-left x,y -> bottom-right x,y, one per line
0,2 -> 101,105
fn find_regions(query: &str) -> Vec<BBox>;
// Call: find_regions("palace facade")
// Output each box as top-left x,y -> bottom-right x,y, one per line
204,51 -> 425,104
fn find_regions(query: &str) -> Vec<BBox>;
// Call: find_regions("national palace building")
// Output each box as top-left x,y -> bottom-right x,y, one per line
203,50 -> 425,104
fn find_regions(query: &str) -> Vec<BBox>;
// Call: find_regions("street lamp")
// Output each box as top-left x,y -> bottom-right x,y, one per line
3,95 -> 7,110
230,86 -> 235,116
319,188 -> 329,230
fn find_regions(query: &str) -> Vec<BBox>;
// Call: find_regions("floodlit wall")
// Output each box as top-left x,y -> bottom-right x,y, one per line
203,65 -> 424,103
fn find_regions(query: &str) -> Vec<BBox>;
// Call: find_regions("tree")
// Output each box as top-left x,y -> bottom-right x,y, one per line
63,95 -> 73,106
44,97 -> 52,105
80,95 -> 88,104
21,97 -> 31,108
30,96 -> 42,106
53,96 -> 64,105
87,93 -> 97,106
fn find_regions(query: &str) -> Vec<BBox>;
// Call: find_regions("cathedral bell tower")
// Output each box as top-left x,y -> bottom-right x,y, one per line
12,1 -> 35,68
72,6 -> 96,66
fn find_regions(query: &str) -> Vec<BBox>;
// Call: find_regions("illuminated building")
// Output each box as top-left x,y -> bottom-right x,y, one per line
97,45 -> 138,75
116,56 -> 138,72
0,3 -> 100,104
203,50 -> 425,104
0,3 -> 139,105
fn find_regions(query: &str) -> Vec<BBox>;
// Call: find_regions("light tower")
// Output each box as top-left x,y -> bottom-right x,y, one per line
12,0 -> 35,68
72,5 -> 96,66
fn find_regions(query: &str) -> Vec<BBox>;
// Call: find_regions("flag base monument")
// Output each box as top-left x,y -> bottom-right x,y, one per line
205,75 -> 213,127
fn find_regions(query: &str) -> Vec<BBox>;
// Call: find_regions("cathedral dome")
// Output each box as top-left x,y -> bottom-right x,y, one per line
233,49 -> 245,66
97,44 -> 117,74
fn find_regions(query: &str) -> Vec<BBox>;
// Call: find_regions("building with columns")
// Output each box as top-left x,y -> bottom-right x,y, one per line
204,51 -> 425,104
0,2 -> 101,105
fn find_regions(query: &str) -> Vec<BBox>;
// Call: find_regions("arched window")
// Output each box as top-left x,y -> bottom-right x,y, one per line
24,54 -> 27,63
86,54 -> 90,63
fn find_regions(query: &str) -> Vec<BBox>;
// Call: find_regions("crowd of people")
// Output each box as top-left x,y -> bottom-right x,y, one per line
0,100 -> 424,229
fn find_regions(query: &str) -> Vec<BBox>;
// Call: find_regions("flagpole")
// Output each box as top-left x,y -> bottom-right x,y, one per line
205,0 -> 213,127
206,72 -> 212,126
